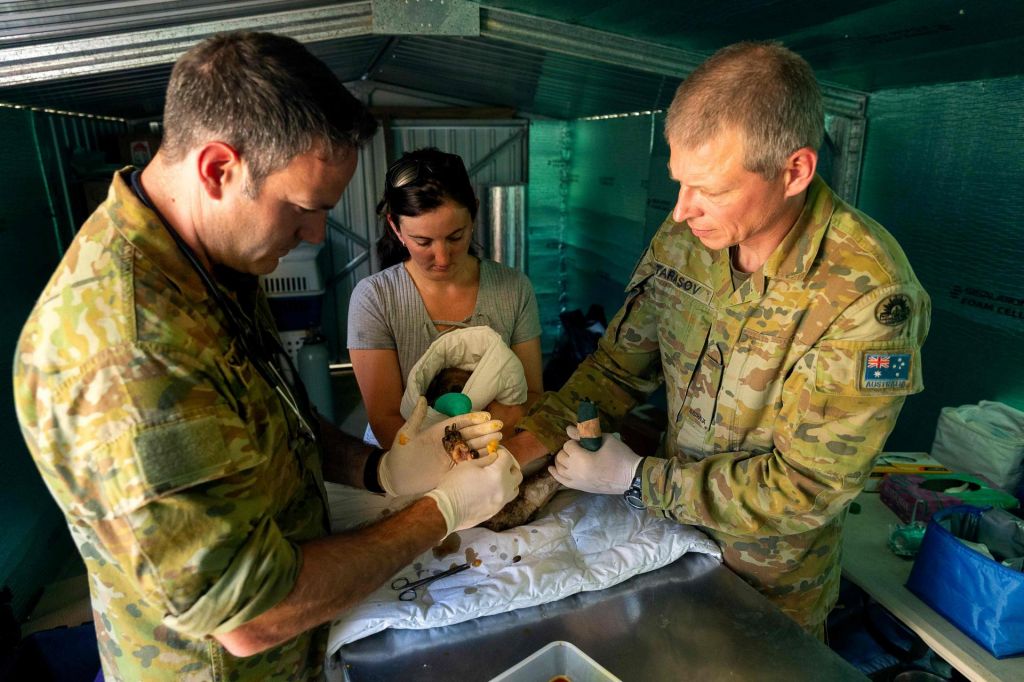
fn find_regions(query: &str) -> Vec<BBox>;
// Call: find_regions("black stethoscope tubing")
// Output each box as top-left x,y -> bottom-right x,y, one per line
128,170 -> 318,445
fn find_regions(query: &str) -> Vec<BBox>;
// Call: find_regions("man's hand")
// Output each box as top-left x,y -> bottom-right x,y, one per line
426,447 -> 523,533
548,425 -> 642,495
378,397 -> 503,497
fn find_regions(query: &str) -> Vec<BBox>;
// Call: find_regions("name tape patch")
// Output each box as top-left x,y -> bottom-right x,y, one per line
655,263 -> 712,305
862,352 -> 912,389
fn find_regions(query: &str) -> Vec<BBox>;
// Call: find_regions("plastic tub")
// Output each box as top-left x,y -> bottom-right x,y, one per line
489,641 -> 621,682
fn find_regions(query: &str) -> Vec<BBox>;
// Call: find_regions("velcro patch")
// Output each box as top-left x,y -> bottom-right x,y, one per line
862,352 -> 911,390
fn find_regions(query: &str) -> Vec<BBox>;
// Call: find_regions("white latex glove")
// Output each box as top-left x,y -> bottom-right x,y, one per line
548,425 -> 642,495
426,446 -> 523,534
378,396 -> 503,497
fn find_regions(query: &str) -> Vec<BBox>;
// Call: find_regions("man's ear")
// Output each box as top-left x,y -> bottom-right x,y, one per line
195,142 -> 242,200
782,147 -> 817,198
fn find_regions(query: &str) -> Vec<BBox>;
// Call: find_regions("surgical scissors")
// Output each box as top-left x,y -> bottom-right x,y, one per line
391,562 -> 471,601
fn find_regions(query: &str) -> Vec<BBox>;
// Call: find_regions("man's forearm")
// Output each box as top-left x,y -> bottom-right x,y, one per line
366,414 -> 406,450
504,429 -> 550,474
215,496 -> 446,657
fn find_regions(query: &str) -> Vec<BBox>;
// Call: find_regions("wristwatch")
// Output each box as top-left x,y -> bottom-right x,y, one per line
623,457 -> 647,510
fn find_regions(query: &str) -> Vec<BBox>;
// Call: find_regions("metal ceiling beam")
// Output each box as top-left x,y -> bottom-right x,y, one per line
479,6 -> 867,118
0,1 -> 867,117
480,7 -> 705,82
346,80 -> 492,110
371,0 -> 479,36
0,2 -> 374,87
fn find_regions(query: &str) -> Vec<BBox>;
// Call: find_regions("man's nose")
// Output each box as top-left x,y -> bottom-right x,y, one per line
673,186 -> 700,223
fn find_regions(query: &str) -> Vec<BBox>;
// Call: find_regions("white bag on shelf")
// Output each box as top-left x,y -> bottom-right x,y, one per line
930,400 -> 1024,492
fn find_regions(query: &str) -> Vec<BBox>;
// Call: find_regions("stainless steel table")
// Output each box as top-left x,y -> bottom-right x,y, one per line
330,553 -> 864,681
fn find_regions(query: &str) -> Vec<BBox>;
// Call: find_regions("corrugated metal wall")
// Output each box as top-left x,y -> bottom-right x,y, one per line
322,131 -> 388,364
390,120 -> 528,186
858,75 -> 1024,451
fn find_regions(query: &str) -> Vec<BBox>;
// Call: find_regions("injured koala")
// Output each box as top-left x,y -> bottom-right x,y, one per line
479,468 -> 560,532
427,367 -> 560,532
424,367 -> 473,405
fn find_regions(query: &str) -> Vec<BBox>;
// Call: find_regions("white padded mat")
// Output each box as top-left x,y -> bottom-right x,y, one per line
325,486 -> 721,652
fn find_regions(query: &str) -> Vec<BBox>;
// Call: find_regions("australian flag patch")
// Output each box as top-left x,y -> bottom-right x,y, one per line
862,352 -> 911,389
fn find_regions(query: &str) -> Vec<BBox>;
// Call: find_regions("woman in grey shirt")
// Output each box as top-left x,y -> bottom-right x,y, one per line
348,148 -> 543,448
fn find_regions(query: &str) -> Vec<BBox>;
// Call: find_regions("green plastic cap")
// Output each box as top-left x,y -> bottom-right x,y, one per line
434,392 -> 473,417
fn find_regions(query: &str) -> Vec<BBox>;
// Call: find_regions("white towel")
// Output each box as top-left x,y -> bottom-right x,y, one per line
400,326 -> 528,428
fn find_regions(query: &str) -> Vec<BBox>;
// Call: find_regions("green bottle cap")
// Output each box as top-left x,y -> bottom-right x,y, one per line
577,399 -> 598,422
434,392 -> 473,417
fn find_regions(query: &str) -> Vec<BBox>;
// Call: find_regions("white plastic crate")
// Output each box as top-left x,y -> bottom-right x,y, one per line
260,241 -> 325,298
489,641 -> 621,682
278,330 -> 307,363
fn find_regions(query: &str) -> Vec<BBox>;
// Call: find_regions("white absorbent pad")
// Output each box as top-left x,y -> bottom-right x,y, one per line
325,487 -> 721,653
400,326 -> 527,429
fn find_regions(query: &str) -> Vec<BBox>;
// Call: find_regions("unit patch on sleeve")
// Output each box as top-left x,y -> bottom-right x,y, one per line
862,352 -> 912,389
875,294 -> 911,326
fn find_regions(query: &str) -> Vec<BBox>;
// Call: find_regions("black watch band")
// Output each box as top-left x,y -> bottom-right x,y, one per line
623,457 -> 647,510
363,447 -> 387,493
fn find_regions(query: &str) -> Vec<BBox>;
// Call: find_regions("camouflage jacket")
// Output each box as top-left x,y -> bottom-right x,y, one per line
520,176 -> 931,628
14,170 -> 330,680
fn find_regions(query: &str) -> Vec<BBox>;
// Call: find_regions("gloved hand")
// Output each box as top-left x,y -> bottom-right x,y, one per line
378,396 -> 504,497
426,446 -> 523,534
548,425 -> 642,495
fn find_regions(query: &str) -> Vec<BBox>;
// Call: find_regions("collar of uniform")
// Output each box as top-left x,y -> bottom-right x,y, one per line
106,168 -> 211,303
761,174 -> 835,282
213,264 -> 262,317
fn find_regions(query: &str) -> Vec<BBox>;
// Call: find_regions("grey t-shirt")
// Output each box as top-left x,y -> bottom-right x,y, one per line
347,259 -> 542,384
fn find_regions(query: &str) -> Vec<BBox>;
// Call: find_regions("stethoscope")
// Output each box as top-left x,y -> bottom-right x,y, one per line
128,170 -> 319,446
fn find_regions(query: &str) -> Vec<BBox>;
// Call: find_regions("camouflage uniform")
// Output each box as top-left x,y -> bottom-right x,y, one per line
14,170 -> 331,680
520,176 -> 930,630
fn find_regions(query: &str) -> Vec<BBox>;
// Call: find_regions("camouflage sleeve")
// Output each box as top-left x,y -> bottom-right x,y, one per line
519,248 -> 665,453
125,413 -> 301,637
72,348 -> 301,638
644,281 -> 931,536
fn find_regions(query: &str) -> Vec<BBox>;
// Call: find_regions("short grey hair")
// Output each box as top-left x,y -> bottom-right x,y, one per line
665,41 -> 824,179
161,31 -> 378,196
